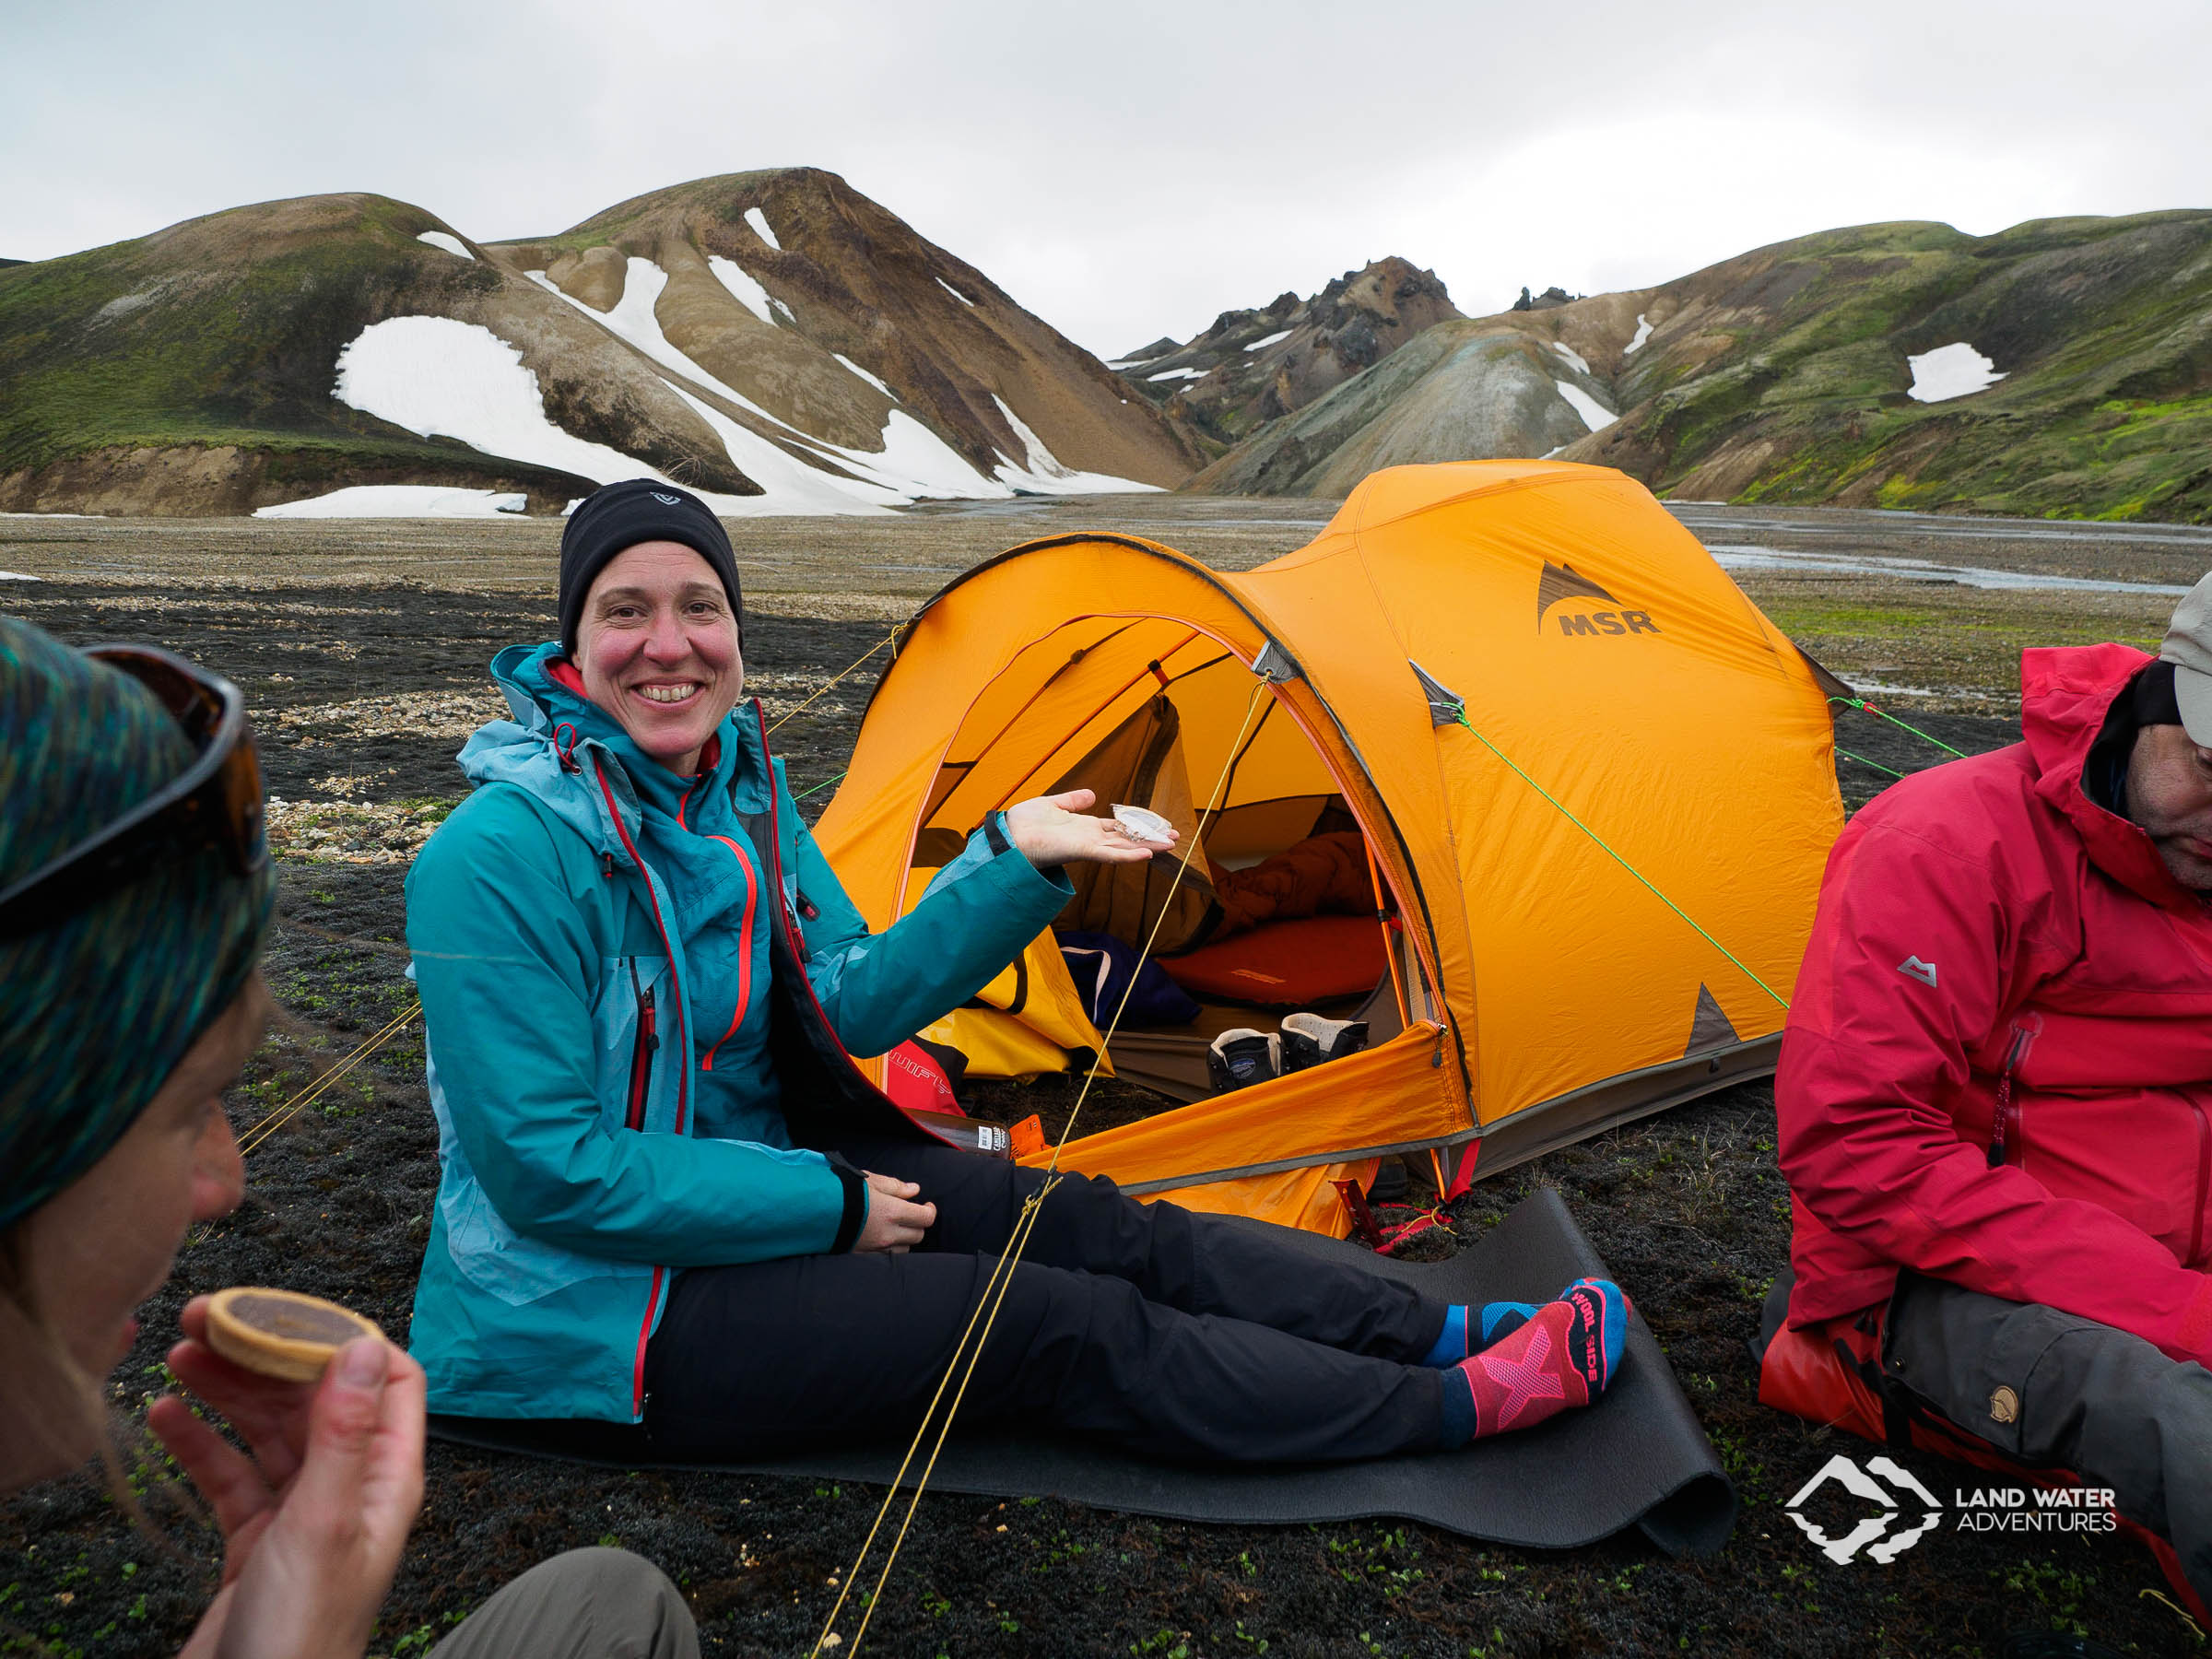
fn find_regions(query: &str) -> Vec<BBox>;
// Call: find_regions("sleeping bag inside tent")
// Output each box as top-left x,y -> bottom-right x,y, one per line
811,460 -> 1846,1233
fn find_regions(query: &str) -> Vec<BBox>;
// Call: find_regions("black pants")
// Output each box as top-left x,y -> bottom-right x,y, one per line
644,1133 -> 1452,1463
1764,1268 -> 2212,1605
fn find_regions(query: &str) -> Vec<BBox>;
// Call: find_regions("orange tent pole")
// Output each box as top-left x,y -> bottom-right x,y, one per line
1364,834 -> 1411,1027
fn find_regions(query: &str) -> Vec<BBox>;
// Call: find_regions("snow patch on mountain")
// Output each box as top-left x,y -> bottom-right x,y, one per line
417,231 -> 474,261
1623,313 -> 1654,356
1243,330 -> 1291,352
1908,342 -> 2006,403
835,354 -> 896,398
533,257 -> 940,508
594,257 -> 719,379
1549,340 -> 1591,375
1148,367 -> 1206,382
744,207 -> 780,250
937,277 -> 976,308
258,486 -> 524,518
989,395 -> 1162,497
704,256 -> 778,325
657,383 -> 899,515
1554,381 -> 1618,432
327,315 -> 759,508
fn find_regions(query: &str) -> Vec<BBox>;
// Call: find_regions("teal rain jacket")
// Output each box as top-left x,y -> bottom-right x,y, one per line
404,642 -> 1073,1421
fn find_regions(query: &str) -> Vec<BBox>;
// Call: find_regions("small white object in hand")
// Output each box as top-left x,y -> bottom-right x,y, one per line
1112,805 -> 1176,845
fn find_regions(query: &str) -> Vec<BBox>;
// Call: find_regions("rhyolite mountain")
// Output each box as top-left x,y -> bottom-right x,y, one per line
7,192 -> 2210,520
1114,257 -> 1463,450
1195,212 -> 2212,521
0,170 -> 1203,515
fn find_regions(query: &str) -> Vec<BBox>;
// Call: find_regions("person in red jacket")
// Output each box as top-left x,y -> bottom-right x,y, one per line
1759,574 -> 2212,1611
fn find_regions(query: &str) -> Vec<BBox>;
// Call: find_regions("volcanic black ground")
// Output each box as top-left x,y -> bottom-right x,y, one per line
3,499 -> 2206,1657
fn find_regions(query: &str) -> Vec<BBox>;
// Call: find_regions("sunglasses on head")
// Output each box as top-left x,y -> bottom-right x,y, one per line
0,643 -> 268,938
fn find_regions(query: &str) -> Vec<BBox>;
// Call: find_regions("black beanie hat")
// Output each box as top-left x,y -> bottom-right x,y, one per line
559,480 -> 743,659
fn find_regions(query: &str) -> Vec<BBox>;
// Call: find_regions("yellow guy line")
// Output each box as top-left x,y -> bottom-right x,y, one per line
237,1003 -> 419,1156
766,625 -> 905,736
816,675 -> 1274,1659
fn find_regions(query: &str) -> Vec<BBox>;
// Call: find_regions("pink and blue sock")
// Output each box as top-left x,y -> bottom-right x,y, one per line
1422,1300 -> 1540,1367
1436,1277 -> 1631,1445
1559,1277 -> 1630,1393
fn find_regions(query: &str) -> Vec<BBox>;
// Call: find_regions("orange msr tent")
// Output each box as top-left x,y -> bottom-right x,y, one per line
812,461 -> 1846,1233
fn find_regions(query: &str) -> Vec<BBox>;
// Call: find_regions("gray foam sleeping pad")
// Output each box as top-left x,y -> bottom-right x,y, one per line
429,1187 -> 1737,1556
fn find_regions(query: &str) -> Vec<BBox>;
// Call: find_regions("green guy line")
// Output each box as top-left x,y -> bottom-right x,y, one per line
1452,708 -> 1789,1009
1830,695 -> 1969,760
1836,747 -> 1905,780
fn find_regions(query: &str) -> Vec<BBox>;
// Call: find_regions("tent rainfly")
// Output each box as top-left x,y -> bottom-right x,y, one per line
813,461 -> 1847,1234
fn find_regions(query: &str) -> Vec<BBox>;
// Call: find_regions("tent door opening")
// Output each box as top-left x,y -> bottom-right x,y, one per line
896,614 -> 1434,1114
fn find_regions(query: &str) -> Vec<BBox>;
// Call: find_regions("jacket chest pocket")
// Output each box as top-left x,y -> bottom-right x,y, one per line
598,955 -> 672,1134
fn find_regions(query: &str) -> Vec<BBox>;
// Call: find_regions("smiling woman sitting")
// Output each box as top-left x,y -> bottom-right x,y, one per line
405,479 -> 1631,1465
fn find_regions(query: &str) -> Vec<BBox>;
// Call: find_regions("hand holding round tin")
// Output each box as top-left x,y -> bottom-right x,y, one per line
148,1293 -> 424,1658
205,1287 -> 386,1382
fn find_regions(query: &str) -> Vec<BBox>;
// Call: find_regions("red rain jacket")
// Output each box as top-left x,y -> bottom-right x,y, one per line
1776,642 -> 2212,1365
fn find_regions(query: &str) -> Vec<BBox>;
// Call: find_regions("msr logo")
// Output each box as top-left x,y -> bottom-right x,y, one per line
1784,1453 -> 1945,1565
1535,559 -> 1661,637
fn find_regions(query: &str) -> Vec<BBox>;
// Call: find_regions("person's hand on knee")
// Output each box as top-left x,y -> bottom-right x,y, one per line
856,1173 -> 935,1253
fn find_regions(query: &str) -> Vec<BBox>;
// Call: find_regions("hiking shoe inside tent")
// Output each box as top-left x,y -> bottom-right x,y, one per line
1279,1012 -> 1369,1073
1207,1028 -> 1280,1093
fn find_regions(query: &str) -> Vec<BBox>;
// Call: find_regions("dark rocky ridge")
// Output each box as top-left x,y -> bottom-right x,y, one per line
1117,256 -> 1463,447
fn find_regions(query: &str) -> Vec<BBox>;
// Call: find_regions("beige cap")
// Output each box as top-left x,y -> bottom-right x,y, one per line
2162,572 -> 2212,747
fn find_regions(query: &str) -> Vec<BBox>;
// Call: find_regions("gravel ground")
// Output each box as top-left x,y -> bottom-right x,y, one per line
2,501 -> 2204,1658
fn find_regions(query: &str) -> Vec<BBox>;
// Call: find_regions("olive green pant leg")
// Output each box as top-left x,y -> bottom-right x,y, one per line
1882,1270 -> 2212,1607
429,1547 -> 700,1659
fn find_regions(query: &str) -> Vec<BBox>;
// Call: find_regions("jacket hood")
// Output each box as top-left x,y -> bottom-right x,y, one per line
462,642 -> 771,851
2020,641 -> 2197,912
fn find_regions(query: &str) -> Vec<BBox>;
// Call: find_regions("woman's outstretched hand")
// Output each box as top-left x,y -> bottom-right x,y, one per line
1004,789 -> 1179,869
152,1298 -> 425,1659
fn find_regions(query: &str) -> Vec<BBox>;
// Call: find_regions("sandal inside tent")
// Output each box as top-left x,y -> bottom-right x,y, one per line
812,460 -> 1848,1234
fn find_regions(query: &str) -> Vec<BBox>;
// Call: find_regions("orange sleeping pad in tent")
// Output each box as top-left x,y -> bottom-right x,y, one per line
1159,915 -> 1388,1007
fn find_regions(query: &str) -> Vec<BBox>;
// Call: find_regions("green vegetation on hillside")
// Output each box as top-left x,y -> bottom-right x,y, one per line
0,194 -> 584,500
1619,213 -> 2212,521
1193,211 -> 2212,522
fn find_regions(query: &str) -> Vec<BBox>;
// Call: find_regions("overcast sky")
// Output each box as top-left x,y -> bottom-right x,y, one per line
6,1 -> 2208,357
